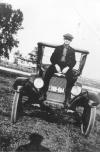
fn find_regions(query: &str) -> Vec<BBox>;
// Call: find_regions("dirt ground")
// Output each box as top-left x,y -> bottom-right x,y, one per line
0,72 -> 100,152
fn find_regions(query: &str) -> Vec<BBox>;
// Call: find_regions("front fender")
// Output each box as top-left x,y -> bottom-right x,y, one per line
88,91 -> 100,106
13,77 -> 29,90
70,92 -> 89,109
13,77 -> 38,101
70,91 -> 100,110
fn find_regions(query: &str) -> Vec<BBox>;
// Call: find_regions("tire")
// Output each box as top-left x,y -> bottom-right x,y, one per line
81,105 -> 96,137
11,90 -> 23,123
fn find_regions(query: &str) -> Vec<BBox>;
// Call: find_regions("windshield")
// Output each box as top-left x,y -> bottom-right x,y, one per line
42,46 -> 82,70
73,52 -> 81,70
42,46 -> 55,65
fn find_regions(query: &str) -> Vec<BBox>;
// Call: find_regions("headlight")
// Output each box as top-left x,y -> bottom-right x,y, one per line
34,77 -> 44,89
71,85 -> 82,96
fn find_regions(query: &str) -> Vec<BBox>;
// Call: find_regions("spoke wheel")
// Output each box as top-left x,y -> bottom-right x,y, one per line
81,105 -> 96,137
11,90 -> 23,123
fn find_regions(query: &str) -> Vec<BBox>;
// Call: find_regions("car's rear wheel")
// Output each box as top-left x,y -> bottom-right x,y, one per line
81,104 -> 96,137
11,86 -> 23,123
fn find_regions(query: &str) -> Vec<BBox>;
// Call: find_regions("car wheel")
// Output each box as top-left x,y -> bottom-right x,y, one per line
81,104 -> 96,137
11,86 -> 23,123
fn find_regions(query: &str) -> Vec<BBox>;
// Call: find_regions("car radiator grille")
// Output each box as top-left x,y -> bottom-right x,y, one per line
47,76 -> 67,103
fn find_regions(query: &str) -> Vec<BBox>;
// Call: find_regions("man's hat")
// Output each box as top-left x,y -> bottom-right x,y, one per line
63,33 -> 74,41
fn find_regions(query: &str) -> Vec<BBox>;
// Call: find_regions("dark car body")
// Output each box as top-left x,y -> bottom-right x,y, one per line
11,42 -> 100,136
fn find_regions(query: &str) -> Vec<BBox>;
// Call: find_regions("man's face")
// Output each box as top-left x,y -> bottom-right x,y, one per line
64,39 -> 71,45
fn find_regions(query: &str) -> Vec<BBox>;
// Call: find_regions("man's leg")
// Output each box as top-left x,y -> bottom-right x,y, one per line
39,65 -> 56,98
64,70 -> 77,106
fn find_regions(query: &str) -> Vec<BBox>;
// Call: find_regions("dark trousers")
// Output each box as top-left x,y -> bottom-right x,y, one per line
40,65 -> 77,102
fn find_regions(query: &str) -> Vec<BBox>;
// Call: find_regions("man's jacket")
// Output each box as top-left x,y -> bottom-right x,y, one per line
50,45 -> 76,70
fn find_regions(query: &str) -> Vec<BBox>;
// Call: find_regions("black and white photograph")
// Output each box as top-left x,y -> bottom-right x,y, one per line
0,0 -> 100,151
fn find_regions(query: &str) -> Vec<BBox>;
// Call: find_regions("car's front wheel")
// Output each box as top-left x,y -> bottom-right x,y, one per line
11,86 -> 23,123
81,104 -> 96,137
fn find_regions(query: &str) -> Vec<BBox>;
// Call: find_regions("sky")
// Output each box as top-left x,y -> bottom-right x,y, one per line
1,0 -> 100,80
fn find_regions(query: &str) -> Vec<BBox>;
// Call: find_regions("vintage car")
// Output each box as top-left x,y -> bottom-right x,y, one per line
11,42 -> 100,137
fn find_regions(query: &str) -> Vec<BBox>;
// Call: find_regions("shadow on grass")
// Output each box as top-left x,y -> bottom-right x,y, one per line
16,133 -> 51,152
0,134 -> 11,152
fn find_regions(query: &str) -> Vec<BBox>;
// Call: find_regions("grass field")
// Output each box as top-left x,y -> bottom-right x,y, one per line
0,72 -> 100,152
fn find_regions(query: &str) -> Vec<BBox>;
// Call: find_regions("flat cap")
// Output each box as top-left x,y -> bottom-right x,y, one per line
63,33 -> 74,41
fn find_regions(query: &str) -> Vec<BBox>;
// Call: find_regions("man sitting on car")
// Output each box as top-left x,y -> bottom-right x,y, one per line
40,33 -> 77,106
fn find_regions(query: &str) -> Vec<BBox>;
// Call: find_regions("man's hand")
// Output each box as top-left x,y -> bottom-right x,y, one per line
62,66 -> 69,74
55,64 -> 61,73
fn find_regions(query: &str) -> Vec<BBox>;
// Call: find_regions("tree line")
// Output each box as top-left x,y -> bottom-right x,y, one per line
0,3 -> 23,59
